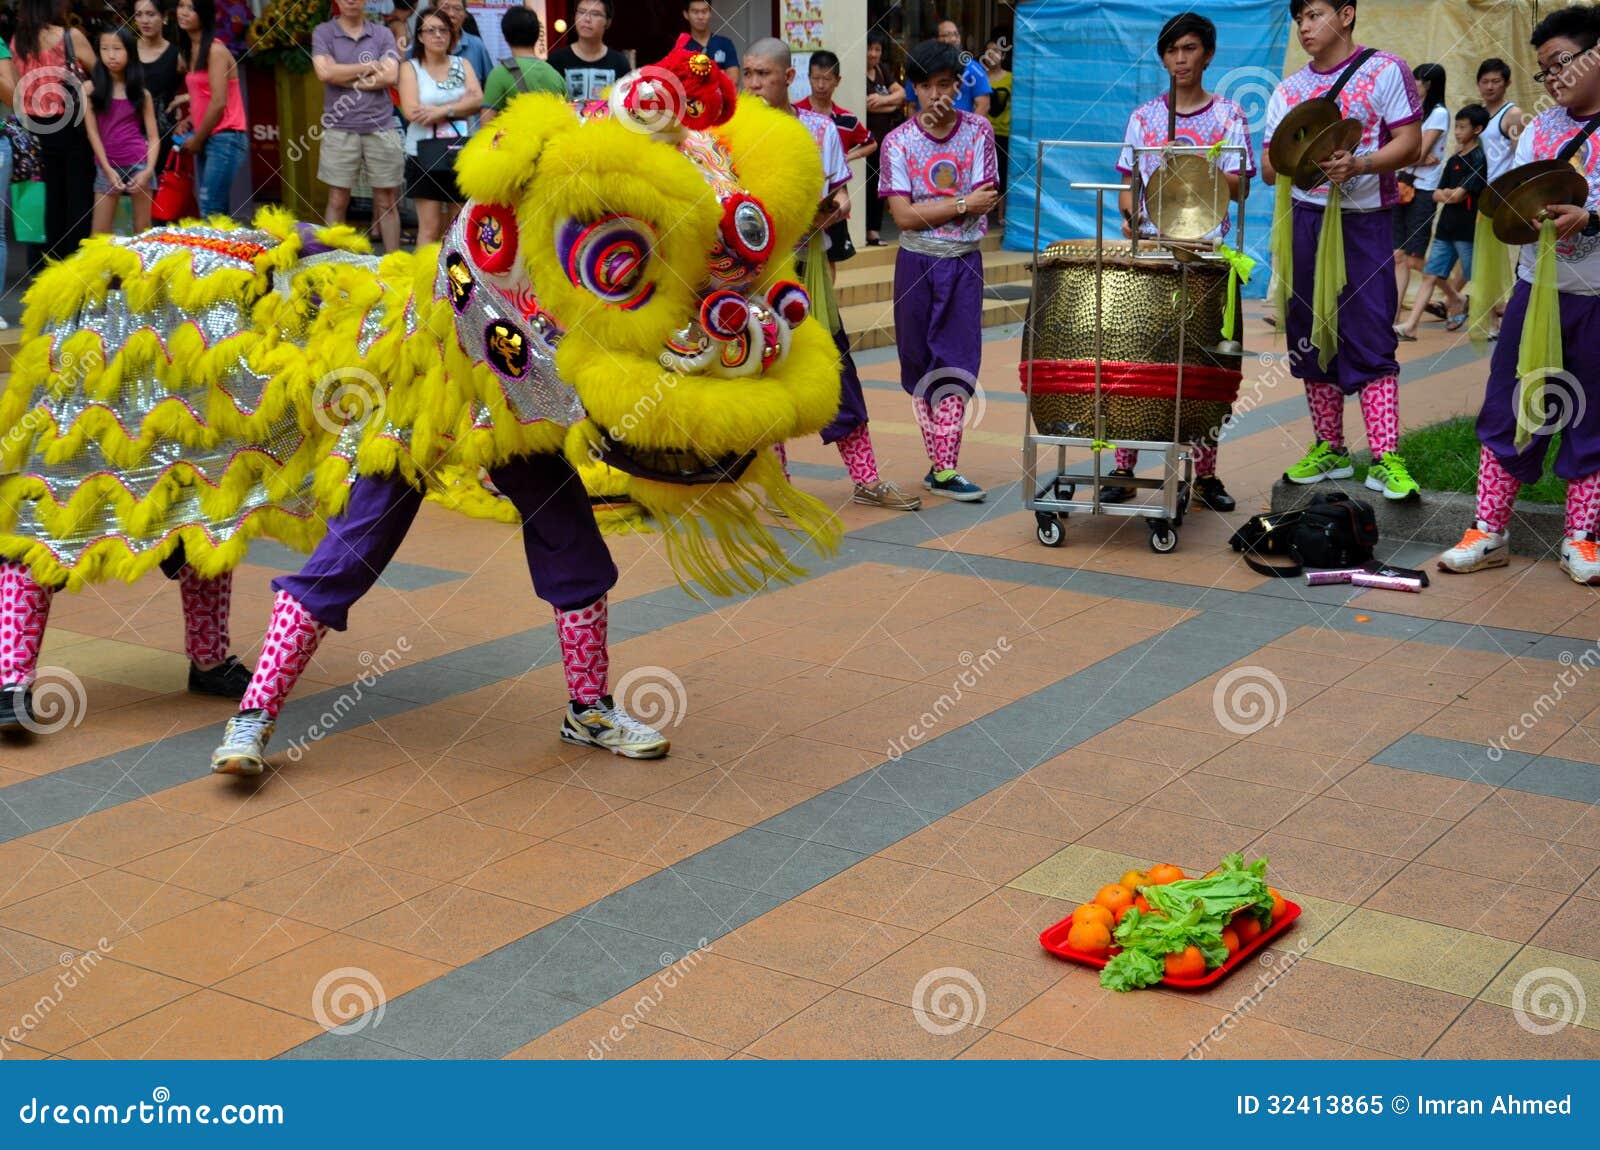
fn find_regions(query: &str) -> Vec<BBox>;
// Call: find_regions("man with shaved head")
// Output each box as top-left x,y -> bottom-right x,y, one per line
741,39 -> 920,510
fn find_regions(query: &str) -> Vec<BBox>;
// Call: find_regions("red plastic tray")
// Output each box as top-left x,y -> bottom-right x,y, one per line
1039,900 -> 1302,989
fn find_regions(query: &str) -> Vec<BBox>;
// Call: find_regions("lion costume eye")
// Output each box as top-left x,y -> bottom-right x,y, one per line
556,214 -> 657,309
719,193 -> 775,263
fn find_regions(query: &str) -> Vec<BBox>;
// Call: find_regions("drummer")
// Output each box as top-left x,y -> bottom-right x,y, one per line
1102,10 -> 1255,513
1439,4 -> 1600,585
1261,0 -> 1423,501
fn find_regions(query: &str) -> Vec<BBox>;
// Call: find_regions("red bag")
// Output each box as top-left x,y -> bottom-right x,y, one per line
151,149 -> 197,223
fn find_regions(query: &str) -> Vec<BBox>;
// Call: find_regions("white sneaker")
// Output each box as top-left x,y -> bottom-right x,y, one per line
560,696 -> 669,759
211,708 -> 275,775
1438,522 -> 1510,573
1561,536 -> 1600,585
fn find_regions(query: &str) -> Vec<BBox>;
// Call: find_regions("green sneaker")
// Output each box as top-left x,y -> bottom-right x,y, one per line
1365,452 -> 1420,501
1284,440 -> 1355,484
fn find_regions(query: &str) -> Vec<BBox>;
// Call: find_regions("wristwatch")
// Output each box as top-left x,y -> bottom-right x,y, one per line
955,195 -> 968,217
1584,210 -> 1600,237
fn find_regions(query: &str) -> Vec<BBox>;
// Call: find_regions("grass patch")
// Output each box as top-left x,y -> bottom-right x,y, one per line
1378,415 -> 1566,504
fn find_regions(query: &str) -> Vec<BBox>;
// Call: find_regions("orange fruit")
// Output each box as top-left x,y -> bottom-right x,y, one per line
1066,919 -> 1112,956
1164,945 -> 1207,979
1268,887 -> 1287,922
1146,863 -> 1186,885
1119,869 -> 1149,892
1235,916 -> 1263,945
1221,927 -> 1240,957
1094,883 -> 1135,916
1134,894 -> 1152,914
1072,903 -> 1114,930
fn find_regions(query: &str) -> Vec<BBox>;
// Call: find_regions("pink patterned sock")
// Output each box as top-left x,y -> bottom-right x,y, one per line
557,597 -> 609,705
240,591 -> 327,717
178,567 -> 231,667
932,393 -> 966,472
772,442 -> 790,481
835,425 -> 881,486
1114,448 -> 1138,471
1475,446 -> 1521,534
912,397 -> 937,463
1191,442 -> 1218,478
1358,376 -> 1400,457
0,561 -> 53,687
1565,472 -> 1600,537
1304,382 -> 1346,449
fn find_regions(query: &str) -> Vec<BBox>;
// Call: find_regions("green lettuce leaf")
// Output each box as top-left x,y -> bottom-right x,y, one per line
1100,948 -> 1164,991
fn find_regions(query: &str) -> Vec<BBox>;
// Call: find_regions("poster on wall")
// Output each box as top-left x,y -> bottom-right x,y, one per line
781,0 -> 824,49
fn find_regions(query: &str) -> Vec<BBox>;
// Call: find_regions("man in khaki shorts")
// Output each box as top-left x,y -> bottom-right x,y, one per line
312,0 -> 403,250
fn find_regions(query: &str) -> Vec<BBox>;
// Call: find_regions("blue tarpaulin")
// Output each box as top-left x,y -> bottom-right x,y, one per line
1008,0 -> 1291,295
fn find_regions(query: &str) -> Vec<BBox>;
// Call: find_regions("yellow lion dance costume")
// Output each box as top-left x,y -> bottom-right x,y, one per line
0,50 -> 840,767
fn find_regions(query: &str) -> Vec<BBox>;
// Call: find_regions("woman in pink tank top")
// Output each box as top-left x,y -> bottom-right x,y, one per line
174,0 -> 249,218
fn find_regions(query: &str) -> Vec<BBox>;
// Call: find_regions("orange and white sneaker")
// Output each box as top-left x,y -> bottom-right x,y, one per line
1561,535 -> 1600,584
1438,523 -> 1509,573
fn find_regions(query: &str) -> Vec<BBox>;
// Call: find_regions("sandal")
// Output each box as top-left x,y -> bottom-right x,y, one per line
1445,311 -> 1467,331
1393,326 -> 1418,342
1425,302 -> 1447,319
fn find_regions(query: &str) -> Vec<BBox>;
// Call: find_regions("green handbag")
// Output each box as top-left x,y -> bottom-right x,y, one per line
10,180 -> 46,245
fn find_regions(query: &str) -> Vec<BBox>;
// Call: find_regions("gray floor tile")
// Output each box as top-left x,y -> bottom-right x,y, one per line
832,758 -> 996,814
1370,733 -> 1529,786
1509,755 -> 1600,804
760,790 -> 934,853
580,870 -> 781,948
470,918 -> 678,1006
673,828 -> 865,897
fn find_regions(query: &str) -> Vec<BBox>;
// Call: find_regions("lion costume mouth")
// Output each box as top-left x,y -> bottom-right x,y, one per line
595,436 -> 757,486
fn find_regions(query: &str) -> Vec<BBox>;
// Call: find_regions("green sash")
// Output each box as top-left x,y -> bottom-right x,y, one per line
1311,184 -> 1347,371
1514,220 -> 1562,450
1468,208 -> 1514,343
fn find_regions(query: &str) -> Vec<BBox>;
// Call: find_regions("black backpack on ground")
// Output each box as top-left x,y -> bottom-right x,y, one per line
1228,491 -> 1378,577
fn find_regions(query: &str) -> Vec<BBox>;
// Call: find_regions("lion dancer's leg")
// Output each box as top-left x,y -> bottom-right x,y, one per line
211,475 -> 423,775
157,546 -> 252,698
487,452 -> 668,759
0,560 -> 53,731
823,323 -> 919,511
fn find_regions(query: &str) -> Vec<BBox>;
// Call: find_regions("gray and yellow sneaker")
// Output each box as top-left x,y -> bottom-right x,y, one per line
1365,452 -> 1420,501
1284,440 -> 1355,484
211,708 -> 275,776
561,696 -> 670,759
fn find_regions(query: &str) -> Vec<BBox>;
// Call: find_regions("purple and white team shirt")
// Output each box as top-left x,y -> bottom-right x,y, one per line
795,107 -> 851,257
1512,107 -> 1600,294
1262,47 -> 1422,211
879,111 -> 998,256
1116,94 -> 1257,239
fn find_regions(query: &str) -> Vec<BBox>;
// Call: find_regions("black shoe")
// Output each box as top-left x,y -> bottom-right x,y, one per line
188,656 -> 253,699
0,685 -> 35,733
1099,468 -> 1136,504
1194,475 -> 1237,512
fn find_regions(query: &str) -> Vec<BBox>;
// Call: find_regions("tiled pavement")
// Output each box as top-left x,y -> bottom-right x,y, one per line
2,307 -> 1598,1061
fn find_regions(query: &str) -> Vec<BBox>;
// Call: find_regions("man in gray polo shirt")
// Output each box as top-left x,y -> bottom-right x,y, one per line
312,0 -> 403,250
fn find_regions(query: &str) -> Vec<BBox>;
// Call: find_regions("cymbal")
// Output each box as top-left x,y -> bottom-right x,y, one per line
1267,97 -> 1339,181
1145,153 -> 1229,241
1294,118 -> 1363,190
1481,159 -> 1591,244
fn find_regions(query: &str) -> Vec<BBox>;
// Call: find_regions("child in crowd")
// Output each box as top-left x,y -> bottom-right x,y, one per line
1395,103 -> 1489,339
85,25 -> 160,234
796,49 -> 875,274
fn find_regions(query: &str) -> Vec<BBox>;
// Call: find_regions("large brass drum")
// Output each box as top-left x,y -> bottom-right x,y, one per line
1020,241 -> 1243,443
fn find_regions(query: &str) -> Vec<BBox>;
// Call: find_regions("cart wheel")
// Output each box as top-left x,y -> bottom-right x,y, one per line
1148,523 -> 1179,553
1036,514 -> 1064,548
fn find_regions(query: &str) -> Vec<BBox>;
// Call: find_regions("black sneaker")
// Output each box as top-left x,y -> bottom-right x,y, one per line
188,656 -> 253,699
1099,468 -> 1136,504
0,685 -> 35,733
1193,475 -> 1237,512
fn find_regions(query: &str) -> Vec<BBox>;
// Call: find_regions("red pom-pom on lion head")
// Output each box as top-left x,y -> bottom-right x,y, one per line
623,33 -> 738,132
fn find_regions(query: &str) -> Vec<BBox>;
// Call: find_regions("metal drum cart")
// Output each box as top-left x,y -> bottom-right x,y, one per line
1020,138 -> 1248,553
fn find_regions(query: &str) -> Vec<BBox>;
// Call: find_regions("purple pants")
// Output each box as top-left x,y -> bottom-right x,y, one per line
1286,202 -> 1400,395
275,454 -> 617,630
820,321 -> 870,445
1476,280 -> 1600,484
893,248 -> 984,398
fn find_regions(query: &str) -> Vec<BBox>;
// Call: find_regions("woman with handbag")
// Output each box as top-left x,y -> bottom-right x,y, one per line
863,32 -> 903,247
10,0 -> 95,261
174,0 -> 248,219
399,7 -> 480,247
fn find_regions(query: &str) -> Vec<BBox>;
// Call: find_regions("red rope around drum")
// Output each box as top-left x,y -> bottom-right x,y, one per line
1019,360 -> 1242,404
